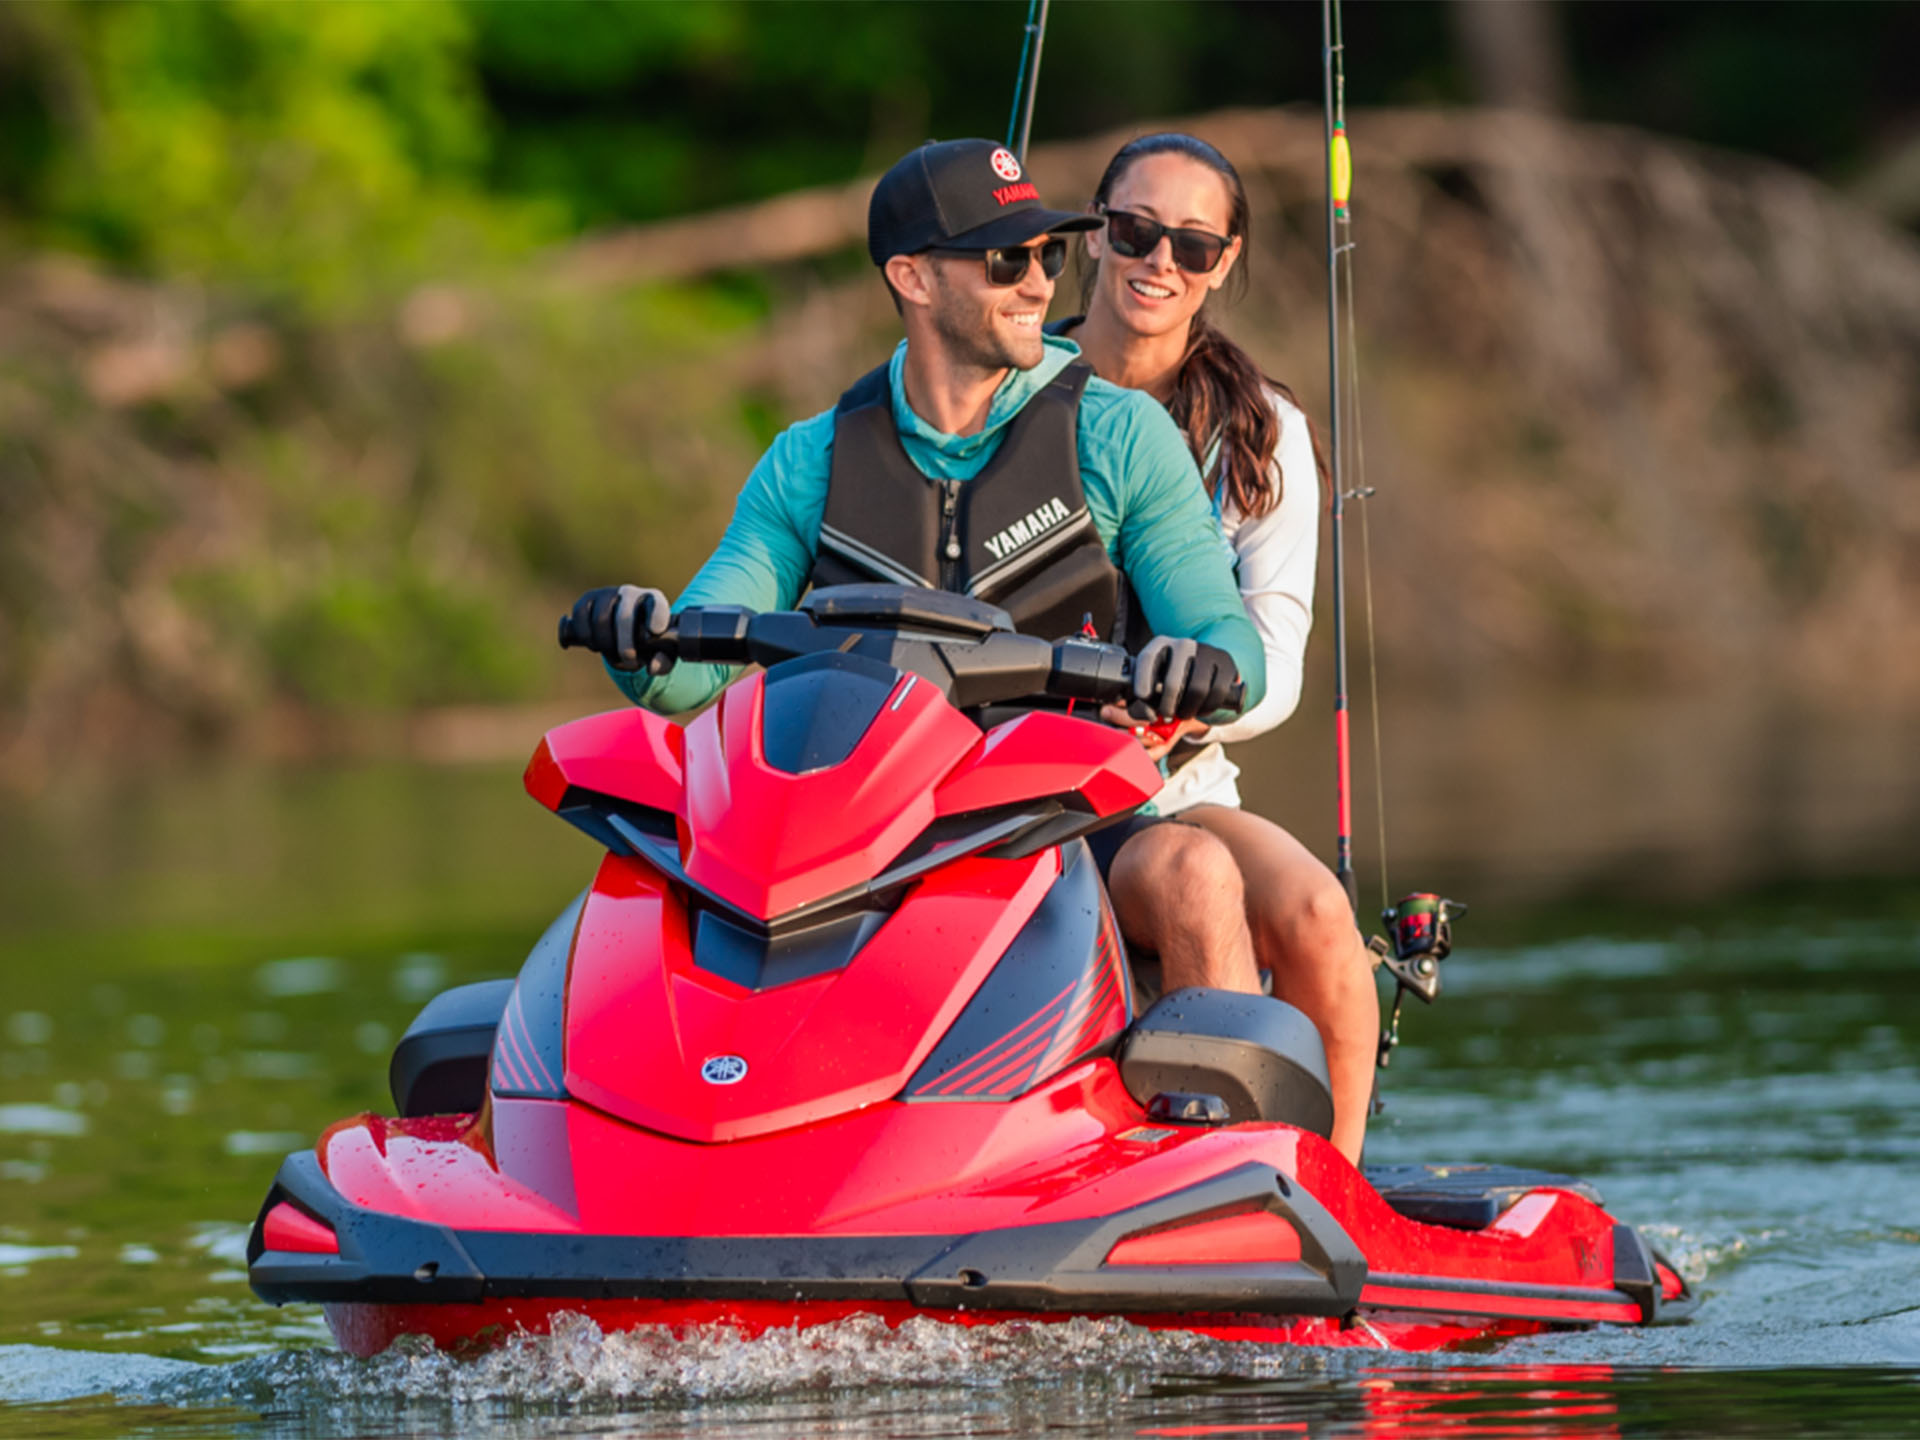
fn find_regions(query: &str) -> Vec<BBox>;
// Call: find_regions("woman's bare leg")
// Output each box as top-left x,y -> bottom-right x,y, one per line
1182,805 -> 1379,1165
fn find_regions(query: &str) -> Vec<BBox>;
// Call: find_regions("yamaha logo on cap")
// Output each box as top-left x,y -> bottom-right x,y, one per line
701,1054 -> 748,1085
866,138 -> 1101,266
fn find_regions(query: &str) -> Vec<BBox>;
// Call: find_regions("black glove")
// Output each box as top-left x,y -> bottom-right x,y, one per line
562,585 -> 671,674
1131,636 -> 1240,720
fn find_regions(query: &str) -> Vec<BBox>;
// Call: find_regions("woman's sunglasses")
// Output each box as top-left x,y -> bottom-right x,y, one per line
1102,208 -> 1231,274
932,235 -> 1069,287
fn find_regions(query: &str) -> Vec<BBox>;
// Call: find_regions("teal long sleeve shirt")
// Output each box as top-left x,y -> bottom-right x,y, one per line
611,335 -> 1265,716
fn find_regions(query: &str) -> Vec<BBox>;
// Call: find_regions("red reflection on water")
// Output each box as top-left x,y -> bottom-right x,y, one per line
1356,1364 -> 1621,1438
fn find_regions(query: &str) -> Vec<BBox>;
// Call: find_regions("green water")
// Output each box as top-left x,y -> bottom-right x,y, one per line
2,757 -> 1918,1436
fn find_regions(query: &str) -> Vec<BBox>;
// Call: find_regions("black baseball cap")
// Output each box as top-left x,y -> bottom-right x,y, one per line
868,139 -> 1101,266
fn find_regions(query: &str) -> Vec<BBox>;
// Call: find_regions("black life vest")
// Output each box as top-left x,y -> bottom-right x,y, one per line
810,361 -> 1144,644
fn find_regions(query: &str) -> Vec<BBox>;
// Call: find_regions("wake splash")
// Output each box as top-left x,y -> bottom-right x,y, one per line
152,1311 -> 1345,1417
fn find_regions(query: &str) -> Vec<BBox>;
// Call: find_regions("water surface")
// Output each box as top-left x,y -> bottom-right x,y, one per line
2,755 -> 1917,1436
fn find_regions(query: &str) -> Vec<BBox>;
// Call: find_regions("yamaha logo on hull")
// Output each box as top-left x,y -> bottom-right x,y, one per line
700,1054 -> 748,1086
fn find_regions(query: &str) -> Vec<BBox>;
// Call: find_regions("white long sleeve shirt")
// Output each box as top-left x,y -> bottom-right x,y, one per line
1151,387 -> 1319,815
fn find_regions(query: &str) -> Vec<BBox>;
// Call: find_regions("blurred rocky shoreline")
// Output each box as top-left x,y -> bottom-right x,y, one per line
3,107 -> 1917,789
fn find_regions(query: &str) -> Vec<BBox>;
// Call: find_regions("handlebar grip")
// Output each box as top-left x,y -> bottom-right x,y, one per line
557,614 -> 585,649
1224,677 -> 1245,712
1047,638 -> 1132,703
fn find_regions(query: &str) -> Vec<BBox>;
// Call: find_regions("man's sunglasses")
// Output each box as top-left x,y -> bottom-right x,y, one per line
1102,208 -> 1232,274
931,235 -> 1068,287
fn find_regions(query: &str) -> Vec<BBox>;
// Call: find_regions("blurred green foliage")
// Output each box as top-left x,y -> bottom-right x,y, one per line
0,0 -> 1912,738
1,0 -> 1913,309
471,0 -> 1918,231
0,256 -> 781,735
1,0 -> 554,311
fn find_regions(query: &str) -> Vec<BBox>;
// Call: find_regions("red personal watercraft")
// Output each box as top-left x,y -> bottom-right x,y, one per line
246,586 -> 1693,1358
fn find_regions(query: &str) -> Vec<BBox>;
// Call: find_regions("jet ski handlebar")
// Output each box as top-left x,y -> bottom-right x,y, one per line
559,602 -> 1243,715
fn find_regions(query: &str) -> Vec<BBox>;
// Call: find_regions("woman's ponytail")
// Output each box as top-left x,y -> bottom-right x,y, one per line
1170,317 -> 1283,519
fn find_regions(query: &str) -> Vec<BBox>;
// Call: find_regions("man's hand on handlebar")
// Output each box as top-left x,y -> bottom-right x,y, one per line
1130,636 -> 1240,721
562,585 -> 672,674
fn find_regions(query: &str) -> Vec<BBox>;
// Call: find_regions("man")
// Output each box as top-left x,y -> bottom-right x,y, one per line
568,138 -> 1268,995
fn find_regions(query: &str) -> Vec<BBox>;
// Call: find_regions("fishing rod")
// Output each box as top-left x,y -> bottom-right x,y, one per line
1006,0 -> 1051,163
1320,0 -> 1466,1068
1321,0 -> 1359,912
998,0 -> 1458,1064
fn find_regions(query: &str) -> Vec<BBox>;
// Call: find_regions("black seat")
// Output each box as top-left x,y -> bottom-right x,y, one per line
388,979 -> 514,1117
1119,987 -> 1335,1138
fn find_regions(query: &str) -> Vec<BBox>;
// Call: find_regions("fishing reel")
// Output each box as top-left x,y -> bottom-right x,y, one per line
1370,893 -> 1467,1068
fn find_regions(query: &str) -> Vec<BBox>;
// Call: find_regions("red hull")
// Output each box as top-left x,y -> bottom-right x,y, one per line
274,1075 -> 1688,1359
248,604 -> 1694,1360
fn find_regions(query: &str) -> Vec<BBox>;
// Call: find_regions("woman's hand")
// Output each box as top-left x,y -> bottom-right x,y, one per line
1099,704 -> 1209,762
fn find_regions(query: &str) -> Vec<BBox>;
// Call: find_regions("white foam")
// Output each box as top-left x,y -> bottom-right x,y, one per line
148,1313 -> 1350,1415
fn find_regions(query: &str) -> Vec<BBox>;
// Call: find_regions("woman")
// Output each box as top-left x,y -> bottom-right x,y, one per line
1064,133 -> 1378,1164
